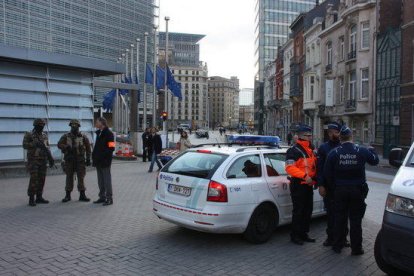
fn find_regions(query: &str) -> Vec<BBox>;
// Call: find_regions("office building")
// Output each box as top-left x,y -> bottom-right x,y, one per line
208,76 -> 240,128
239,88 -> 254,106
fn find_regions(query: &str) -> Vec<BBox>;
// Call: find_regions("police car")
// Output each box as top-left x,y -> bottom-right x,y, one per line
153,139 -> 325,244
374,143 -> 414,275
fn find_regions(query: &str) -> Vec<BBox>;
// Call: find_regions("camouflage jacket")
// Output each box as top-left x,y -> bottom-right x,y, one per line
23,131 -> 52,161
57,132 -> 91,160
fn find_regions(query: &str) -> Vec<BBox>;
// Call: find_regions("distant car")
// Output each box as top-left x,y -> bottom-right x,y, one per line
374,143 -> 414,275
177,124 -> 190,133
195,129 -> 209,139
153,144 -> 325,243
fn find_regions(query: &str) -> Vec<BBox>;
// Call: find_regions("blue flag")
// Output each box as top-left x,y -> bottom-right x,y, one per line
156,65 -> 165,91
166,66 -> 182,100
102,89 -> 116,112
145,64 -> 153,85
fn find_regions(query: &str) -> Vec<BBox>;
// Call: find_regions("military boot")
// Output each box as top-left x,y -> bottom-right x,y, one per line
62,191 -> 71,203
79,191 -> 90,202
28,196 -> 36,207
35,194 -> 49,204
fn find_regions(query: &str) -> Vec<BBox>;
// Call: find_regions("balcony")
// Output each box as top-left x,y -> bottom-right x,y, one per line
325,64 -> 332,73
345,99 -> 356,111
347,51 -> 356,61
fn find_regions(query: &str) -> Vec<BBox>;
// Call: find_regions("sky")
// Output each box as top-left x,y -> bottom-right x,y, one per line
159,0 -> 256,89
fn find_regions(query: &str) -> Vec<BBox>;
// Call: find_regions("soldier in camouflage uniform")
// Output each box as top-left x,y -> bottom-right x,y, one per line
22,119 -> 55,206
57,120 -> 92,202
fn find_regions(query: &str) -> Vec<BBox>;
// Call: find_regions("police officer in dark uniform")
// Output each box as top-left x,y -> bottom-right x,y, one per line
317,122 -> 349,247
285,124 -> 318,245
324,126 -> 379,255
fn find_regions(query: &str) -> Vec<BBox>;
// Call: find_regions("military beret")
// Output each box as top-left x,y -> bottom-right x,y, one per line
69,119 -> 81,127
340,125 -> 352,136
297,124 -> 312,133
33,118 -> 46,126
327,122 -> 341,131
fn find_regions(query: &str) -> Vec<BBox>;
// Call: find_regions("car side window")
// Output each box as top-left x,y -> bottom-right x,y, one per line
226,154 -> 262,179
264,153 -> 287,176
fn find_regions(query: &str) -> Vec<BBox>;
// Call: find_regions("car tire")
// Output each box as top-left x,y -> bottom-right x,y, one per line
374,229 -> 407,276
244,204 -> 278,244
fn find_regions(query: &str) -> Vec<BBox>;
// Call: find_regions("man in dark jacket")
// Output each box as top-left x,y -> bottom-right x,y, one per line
142,128 -> 151,162
148,127 -> 163,173
92,117 -> 115,206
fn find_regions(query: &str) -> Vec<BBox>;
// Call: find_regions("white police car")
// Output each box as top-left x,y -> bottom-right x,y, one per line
375,143 -> 414,275
153,143 -> 325,243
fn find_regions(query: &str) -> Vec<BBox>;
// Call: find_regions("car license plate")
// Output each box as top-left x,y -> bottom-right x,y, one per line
168,184 -> 191,197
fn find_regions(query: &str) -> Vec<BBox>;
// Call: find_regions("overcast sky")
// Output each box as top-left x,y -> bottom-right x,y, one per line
159,0 -> 256,89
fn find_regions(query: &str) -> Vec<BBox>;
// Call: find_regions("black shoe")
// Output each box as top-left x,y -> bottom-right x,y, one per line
103,199 -> 113,206
93,198 -> 106,204
291,236 -> 304,245
332,247 -> 342,254
79,191 -> 90,202
29,196 -> 36,207
62,191 -> 71,203
35,195 -> 49,204
323,239 -> 333,247
351,248 -> 364,256
302,235 -> 316,243
344,239 -> 351,248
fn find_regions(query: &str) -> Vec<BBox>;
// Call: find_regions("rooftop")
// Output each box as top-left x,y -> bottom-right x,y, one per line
159,32 -> 205,43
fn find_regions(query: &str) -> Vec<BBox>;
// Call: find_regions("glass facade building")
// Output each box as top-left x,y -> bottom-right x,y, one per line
0,0 -> 158,106
254,0 -> 317,80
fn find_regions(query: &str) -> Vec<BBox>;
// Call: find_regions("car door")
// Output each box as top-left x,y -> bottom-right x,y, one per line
263,152 -> 292,221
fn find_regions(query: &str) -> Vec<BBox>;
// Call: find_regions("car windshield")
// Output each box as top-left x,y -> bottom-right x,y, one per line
164,151 -> 228,179
408,150 -> 414,167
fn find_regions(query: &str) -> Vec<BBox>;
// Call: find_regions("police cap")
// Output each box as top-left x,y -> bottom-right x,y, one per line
33,118 -> 46,126
297,124 -> 312,133
340,125 -> 352,136
69,119 -> 81,127
327,122 -> 341,131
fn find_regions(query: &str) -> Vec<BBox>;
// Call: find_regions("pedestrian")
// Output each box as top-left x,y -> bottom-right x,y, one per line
92,117 -> 115,206
179,131 -> 192,152
285,124 -> 317,245
22,119 -> 55,206
317,122 -> 350,247
142,128 -> 151,162
324,126 -> 379,255
57,119 -> 91,203
287,132 -> 293,146
148,127 -> 163,173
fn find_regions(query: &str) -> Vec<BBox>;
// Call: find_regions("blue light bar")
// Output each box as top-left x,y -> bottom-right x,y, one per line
226,135 -> 281,146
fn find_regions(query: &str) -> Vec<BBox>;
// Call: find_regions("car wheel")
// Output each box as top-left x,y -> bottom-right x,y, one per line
244,204 -> 278,244
374,230 -> 407,275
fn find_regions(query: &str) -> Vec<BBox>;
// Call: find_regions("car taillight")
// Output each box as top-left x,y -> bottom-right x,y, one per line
207,181 -> 227,202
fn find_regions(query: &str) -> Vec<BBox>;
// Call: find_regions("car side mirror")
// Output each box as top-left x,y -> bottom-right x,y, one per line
389,148 -> 405,168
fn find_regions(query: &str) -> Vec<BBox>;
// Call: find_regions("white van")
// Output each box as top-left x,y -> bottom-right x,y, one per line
374,143 -> 414,275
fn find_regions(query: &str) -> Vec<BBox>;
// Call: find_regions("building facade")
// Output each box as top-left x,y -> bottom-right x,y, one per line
264,61 -> 276,135
209,76 -> 240,128
281,38 -> 294,139
159,32 -> 208,129
239,88 -> 254,106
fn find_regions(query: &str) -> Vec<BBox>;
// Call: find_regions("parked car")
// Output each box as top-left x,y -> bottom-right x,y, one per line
195,129 -> 209,139
153,144 -> 325,243
177,124 -> 190,133
374,143 -> 414,275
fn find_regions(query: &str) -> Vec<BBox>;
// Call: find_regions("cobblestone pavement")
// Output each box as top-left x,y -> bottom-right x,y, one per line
0,161 -> 389,276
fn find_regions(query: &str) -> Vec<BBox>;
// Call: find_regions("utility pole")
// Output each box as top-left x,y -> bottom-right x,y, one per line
129,43 -> 139,154
152,25 -> 158,128
136,38 -> 140,130
143,32 -> 148,129
163,16 -> 170,147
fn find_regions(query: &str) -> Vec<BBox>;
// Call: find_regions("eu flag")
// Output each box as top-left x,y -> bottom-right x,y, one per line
145,64 -> 153,85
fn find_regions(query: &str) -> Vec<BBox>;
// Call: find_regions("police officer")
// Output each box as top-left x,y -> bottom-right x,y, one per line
324,126 -> 379,255
317,122 -> 349,247
57,120 -> 91,203
23,119 -> 55,206
285,124 -> 317,245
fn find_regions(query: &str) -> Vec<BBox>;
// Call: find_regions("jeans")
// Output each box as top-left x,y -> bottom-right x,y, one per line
149,152 -> 162,172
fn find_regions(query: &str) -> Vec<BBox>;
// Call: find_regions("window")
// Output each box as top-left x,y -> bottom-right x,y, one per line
350,25 -> 357,53
264,153 -> 287,176
339,76 -> 344,103
310,76 -> 315,101
327,42 -> 332,65
361,22 -> 370,49
339,36 -> 345,60
361,68 -> 369,99
363,121 -> 369,143
349,70 -> 356,100
226,155 -> 262,178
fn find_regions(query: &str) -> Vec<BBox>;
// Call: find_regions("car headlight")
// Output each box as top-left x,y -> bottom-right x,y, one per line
386,194 -> 414,218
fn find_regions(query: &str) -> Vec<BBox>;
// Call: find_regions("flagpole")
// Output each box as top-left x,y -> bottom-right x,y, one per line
152,25 -> 158,128
125,49 -> 129,81
136,38 -> 140,130
163,16 -> 170,145
143,32 -> 148,129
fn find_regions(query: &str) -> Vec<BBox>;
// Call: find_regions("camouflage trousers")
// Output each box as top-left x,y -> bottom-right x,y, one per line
27,161 -> 47,197
64,160 -> 86,192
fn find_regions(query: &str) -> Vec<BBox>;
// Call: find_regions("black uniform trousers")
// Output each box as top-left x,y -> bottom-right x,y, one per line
290,182 -> 313,239
324,193 -> 349,243
333,186 -> 366,251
